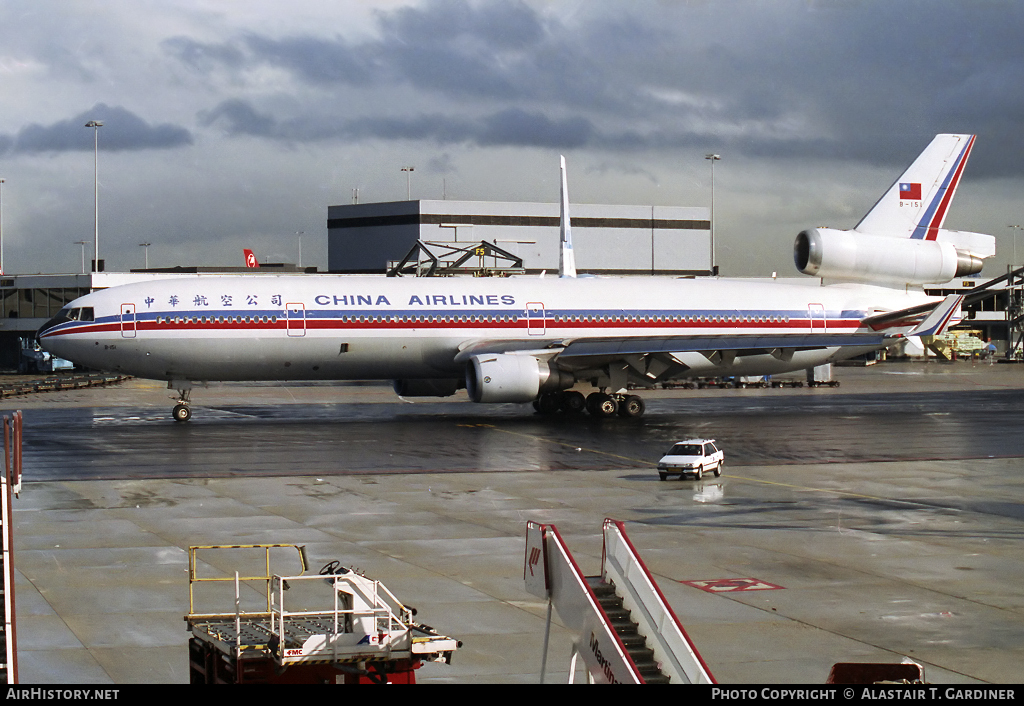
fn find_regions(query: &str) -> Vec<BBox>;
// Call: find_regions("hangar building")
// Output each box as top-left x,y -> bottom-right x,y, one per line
327,200 -> 713,276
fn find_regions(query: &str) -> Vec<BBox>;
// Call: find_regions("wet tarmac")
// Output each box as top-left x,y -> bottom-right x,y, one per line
5,362 -> 1024,683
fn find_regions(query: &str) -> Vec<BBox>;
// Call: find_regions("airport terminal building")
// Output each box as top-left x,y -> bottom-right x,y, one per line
327,200 -> 713,276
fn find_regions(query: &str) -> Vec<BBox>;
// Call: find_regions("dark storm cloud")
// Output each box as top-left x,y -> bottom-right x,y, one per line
161,36 -> 248,73
167,0 -> 1024,175
163,0 -> 551,99
477,108 -> 593,148
198,99 -> 279,138
241,34 -> 381,87
4,104 -> 193,154
200,98 -> 595,149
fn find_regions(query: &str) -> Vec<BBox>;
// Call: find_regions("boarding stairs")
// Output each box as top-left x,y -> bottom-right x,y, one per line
525,518 -> 714,684
587,578 -> 669,683
1,412 -> 22,684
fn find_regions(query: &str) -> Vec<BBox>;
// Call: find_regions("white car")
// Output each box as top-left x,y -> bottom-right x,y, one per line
657,439 -> 724,481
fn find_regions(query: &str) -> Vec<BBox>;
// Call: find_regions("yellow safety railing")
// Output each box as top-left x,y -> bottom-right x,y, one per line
187,544 -> 308,619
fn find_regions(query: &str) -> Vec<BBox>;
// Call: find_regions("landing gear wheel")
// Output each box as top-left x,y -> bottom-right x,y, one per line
535,392 -> 562,415
172,404 -> 192,422
713,461 -> 723,478
617,395 -> 646,418
560,390 -> 586,414
586,392 -> 618,417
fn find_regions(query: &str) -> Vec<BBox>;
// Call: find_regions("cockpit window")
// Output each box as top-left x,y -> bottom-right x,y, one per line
39,306 -> 94,337
66,307 -> 94,322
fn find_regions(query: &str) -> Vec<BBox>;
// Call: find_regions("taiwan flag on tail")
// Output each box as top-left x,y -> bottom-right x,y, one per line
899,182 -> 921,200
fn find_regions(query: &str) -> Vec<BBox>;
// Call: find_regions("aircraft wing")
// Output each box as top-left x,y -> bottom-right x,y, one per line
455,331 -> 892,388
454,295 -> 963,386
558,332 -> 893,359
455,331 -> 893,363
861,294 -> 964,334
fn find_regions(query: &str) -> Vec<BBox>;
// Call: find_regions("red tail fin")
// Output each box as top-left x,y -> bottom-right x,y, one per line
243,249 -> 259,268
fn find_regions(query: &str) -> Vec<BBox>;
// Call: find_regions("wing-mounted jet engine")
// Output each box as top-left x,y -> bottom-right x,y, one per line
465,353 -> 574,404
794,134 -> 994,286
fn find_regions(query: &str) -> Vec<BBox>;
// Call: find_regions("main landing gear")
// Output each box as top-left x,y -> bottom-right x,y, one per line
533,390 -> 646,418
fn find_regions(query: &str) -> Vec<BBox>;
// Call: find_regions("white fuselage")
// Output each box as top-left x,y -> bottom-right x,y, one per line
39,273 -> 934,385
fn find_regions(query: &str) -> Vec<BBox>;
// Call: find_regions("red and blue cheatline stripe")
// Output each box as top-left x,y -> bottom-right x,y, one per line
912,135 -> 975,241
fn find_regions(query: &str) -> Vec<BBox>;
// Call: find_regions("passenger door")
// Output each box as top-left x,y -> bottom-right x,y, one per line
120,303 -> 136,339
285,302 -> 306,337
808,303 -> 827,333
527,302 -> 546,336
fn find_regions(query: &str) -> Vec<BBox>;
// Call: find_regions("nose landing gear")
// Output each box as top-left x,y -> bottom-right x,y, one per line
170,384 -> 193,422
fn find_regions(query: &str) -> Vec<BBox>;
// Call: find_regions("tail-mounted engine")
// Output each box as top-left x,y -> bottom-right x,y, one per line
794,228 -> 984,286
465,353 -> 574,403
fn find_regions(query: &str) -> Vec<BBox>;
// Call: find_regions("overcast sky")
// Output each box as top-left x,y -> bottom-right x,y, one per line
2,0 -> 1022,276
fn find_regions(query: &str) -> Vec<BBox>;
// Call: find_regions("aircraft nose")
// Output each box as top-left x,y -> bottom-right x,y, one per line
38,309 -> 73,343
37,319 -> 57,341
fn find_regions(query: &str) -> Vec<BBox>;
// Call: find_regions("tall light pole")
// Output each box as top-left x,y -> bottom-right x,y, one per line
85,120 -> 103,271
1009,225 -> 1022,267
0,178 -> 5,275
74,241 -> 88,274
295,231 -> 304,268
401,167 -> 414,200
139,242 -> 151,270
705,153 -> 721,276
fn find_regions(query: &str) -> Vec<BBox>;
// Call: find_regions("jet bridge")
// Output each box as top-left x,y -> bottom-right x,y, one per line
525,518 -> 714,684
386,239 -> 525,277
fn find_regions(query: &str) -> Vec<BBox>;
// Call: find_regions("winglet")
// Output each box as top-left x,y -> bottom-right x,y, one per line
909,294 -> 964,337
559,155 -> 577,278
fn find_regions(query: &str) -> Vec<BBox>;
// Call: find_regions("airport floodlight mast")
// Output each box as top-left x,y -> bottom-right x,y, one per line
85,120 -> 103,271
74,241 -> 88,274
139,242 -> 151,270
0,177 -> 5,275
705,153 -> 721,276
1009,225 -> 1022,267
402,166 -> 414,200
296,232 -> 304,268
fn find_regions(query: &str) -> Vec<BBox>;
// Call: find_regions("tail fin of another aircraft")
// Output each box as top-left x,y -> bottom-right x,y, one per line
243,249 -> 260,268
908,294 -> 965,337
559,155 -> 577,279
855,134 -> 975,240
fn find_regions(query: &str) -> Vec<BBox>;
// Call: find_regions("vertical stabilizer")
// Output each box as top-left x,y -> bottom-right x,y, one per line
559,155 -> 577,278
855,134 -> 975,239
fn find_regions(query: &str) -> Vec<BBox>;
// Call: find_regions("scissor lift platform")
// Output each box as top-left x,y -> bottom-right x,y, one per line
186,545 -> 459,684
